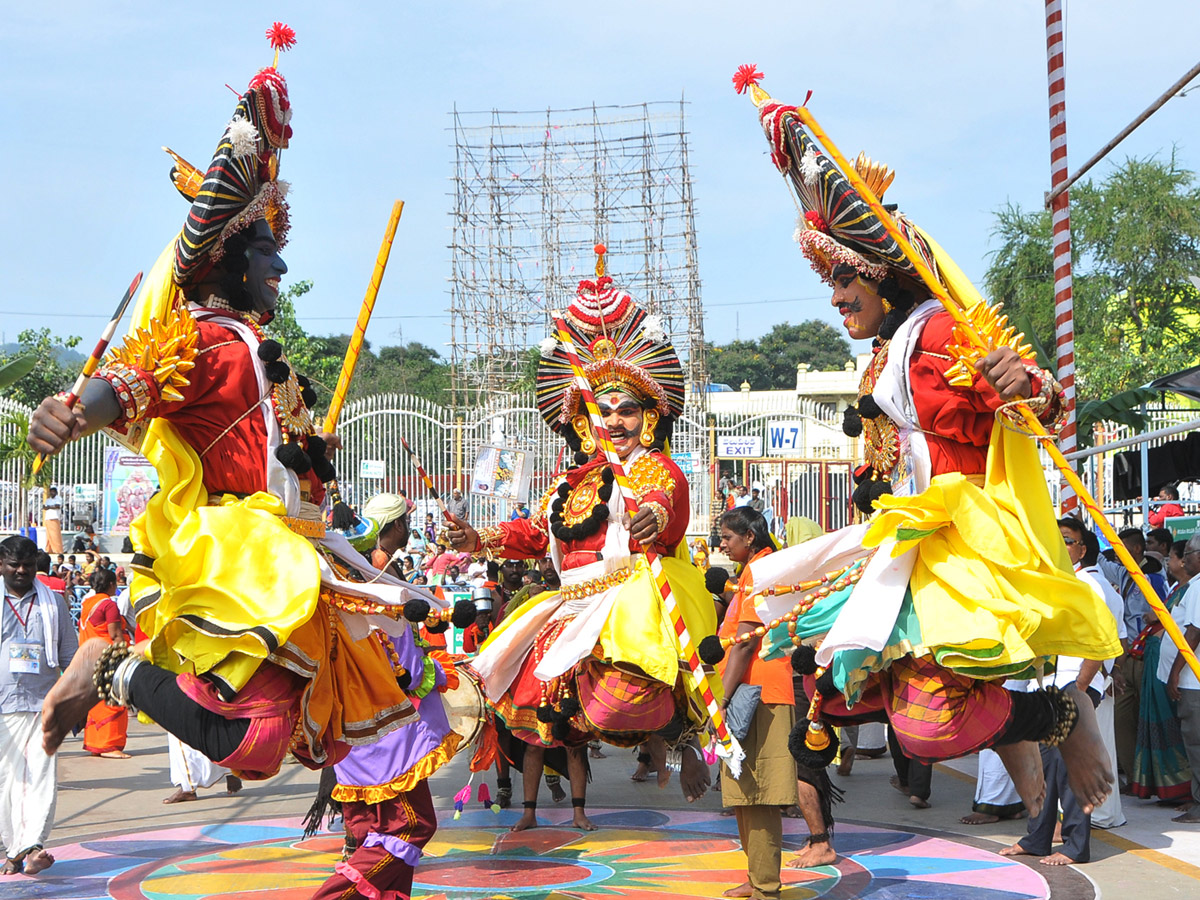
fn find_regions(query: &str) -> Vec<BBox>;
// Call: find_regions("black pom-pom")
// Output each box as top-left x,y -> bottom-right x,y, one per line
451,599 -> 477,629
265,360 -> 291,384
590,505 -> 608,521
877,310 -> 905,341
427,619 -> 450,634
536,705 -> 557,724
791,644 -> 818,676
841,406 -> 863,438
698,634 -> 726,665
275,442 -> 312,473
788,718 -> 840,768
257,340 -> 283,362
868,480 -> 891,506
551,719 -> 571,741
853,481 -> 874,516
704,567 -> 730,596
301,387 -> 318,408
601,468 -> 615,484
396,670 -> 412,691
312,456 -> 337,484
853,465 -> 873,486
403,599 -> 431,623
597,481 -> 613,502
573,451 -> 590,466
857,394 -> 882,419
557,482 -> 571,499
307,436 -> 326,458
815,668 -> 839,698
558,696 -> 581,719
296,374 -> 311,389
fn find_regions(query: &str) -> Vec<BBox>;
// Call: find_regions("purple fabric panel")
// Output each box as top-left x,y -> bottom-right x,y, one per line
391,629 -> 423,679
334,684 -> 452,788
361,831 -> 422,867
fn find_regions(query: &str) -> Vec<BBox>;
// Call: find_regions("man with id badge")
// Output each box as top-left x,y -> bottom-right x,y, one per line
0,535 -> 77,876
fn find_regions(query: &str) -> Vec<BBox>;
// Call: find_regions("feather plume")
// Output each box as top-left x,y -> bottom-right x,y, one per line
228,117 -> 258,158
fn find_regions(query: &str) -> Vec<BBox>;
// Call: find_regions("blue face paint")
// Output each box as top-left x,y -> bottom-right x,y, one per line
243,219 -> 288,317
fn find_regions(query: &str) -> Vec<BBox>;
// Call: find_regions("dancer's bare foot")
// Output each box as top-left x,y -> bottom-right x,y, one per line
572,809 -> 597,831
837,754 -> 853,777
1058,686 -> 1112,814
21,849 -> 54,875
162,788 -> 198,804
1174,800 -> 1195,813
787,840 -> 837,868
1039,851 -> 1078,866
42,637 -> 106,755
1,859 -> 21,875
960,812 -> 999,825
647,736 -> 671,789
548,780 -> 566,803
995,740 -> 1046,820
631,762 -> 654,782
509,810 -> 538,832
1172,810 -> 1200,823
226,775 -> 243,795
679,745 -> 710,802
999,842 -> 1036,857
97,750 -> 131,759
721,880 -> 754,897
909,795 -> 930,809
589,745 -> 606,759
889,775 -> 909,795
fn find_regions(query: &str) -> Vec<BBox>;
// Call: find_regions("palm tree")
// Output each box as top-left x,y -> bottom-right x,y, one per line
0,408 -> 54,536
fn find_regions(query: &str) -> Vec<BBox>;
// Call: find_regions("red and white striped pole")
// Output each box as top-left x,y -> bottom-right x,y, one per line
1045,0 -> 1077,511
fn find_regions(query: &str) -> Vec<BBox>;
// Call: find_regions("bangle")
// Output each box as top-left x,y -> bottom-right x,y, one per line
93,641 -> 132,706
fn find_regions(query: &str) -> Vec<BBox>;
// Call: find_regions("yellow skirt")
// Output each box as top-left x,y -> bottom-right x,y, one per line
130,419 -> 321,693
865,423 -> 1122,676
483,553 -> 720,723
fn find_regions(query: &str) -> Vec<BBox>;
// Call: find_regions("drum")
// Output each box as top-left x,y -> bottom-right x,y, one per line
442,663 -> 487,749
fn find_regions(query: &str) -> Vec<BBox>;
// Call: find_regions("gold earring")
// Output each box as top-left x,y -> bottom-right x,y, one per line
572,415 -> 596,454
640,408 -> 660,447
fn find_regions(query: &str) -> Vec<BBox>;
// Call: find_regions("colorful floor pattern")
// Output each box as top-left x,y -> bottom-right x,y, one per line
9,809 -> 1091,900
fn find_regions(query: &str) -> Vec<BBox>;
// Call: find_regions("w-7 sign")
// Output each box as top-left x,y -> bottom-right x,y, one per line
766,421 -> 802,455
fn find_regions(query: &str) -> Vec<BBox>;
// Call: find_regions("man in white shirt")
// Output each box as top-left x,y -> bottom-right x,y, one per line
0,535 -> 78,876
41,488 -> 64,555
1160,533 -> 1200,824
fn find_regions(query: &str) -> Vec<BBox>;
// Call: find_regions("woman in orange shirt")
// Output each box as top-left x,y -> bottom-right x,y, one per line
717,508 -> 796,900
78,568 -> 130,758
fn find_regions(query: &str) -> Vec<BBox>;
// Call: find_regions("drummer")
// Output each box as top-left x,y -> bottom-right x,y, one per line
463,586 -> 497,654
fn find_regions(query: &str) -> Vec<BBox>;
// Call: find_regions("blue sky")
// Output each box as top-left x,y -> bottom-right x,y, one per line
2,2 -> 1197,362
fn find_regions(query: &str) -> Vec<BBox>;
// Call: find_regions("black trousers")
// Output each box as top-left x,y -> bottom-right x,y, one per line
129,664 -> 250,763
888,725 -> 933,801
1018,744 -> 1090,862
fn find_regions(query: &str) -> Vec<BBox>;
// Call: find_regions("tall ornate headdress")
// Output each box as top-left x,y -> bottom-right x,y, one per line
168,22 -> 297,287
732,65 -> 938,287
536,245 -> 685,432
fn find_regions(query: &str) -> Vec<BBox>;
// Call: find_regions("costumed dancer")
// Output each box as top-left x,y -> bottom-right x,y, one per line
725,68 -> 1121,867
447,257 -> 716,831
306,492 -> 465,900
30,25 -> 438,779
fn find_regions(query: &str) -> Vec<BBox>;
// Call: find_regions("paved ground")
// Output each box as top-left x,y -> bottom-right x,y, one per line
4,721 -> 1199,898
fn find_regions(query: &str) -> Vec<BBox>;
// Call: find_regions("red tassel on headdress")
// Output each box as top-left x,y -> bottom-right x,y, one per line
266,22 -> 298,52
732,64 -> 764,95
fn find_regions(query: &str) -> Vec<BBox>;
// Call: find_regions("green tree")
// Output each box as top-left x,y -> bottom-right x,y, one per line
983,152 -> 1200,403
0,329 -> 83,408
0,410 -> 55,531
706,320 -> 851,390
352,342 -> 452,402
264,281 -> 349,413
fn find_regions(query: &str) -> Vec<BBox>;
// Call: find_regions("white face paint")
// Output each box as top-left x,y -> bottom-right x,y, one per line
596,391 -> 644,460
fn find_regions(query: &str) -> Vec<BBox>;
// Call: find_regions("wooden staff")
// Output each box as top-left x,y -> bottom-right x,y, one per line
31,271 -> 143,475
400,436 -> 449,519
322,201 -> 403,528
551,312 -> 744,773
